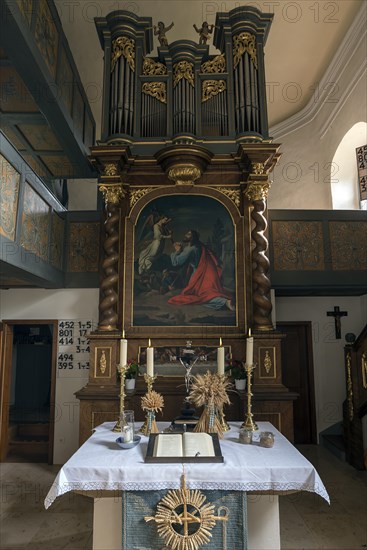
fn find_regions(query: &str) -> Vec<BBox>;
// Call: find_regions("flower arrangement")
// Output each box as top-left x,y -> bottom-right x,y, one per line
226,359 -> 246,380
126,359 -> 140,379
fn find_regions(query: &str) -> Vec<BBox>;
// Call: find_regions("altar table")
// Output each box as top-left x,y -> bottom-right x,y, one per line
45,422 -> 329,549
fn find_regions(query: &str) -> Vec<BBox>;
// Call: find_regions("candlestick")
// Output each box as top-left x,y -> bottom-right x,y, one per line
112,363 -> 128,432
143,373 -> 156,393
217,374 -> 230,432
147,339 -> 154,377
120,331 -> 128,368
241,362 -> 258,431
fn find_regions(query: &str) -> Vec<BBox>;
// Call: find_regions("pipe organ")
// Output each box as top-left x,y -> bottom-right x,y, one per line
95,7 -> 272,143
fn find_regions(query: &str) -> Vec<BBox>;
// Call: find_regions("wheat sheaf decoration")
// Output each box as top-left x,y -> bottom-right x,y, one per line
189,372 -> 231,438
141,390 -> 164,434
145,473 -> 228,550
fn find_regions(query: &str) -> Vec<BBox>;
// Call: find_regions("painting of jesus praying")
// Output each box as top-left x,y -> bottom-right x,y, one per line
133,195 -> 237,327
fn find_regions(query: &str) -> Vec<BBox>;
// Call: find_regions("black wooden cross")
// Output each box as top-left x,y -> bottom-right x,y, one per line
327,306 -> 348,339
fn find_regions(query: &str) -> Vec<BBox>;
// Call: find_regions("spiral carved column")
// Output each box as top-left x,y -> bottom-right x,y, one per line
245,167 -> 273,331
98,181 -> 125,331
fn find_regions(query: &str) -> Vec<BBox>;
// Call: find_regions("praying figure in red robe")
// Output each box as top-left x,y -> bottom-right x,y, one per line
168,230 -> 235,310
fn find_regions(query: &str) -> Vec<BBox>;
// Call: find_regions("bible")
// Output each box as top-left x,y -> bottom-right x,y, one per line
155,432 -> 215,458
145,432 -> 223,463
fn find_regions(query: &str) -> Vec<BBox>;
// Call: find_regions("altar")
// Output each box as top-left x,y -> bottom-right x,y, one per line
45,422 -> 329,550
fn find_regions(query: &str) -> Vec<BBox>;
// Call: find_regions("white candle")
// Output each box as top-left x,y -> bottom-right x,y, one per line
146,339 -> 154,377
217,337 -> 225,376
121,425 -> 133,443
120,331 -> 128,367
246,335 -> 254,366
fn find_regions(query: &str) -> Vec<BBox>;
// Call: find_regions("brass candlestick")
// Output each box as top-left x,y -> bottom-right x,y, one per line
113,363 -> 128,432
140,373 -> 157,435
241,363 -> 258,431
144,373 -> 156,392
217,375 -> 230,432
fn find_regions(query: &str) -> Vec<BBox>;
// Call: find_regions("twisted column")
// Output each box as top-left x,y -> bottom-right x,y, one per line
98,182 -> 125,330
245,171 -> 273,331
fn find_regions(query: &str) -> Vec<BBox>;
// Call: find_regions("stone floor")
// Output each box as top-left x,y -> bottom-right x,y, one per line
0,445 -> 366,549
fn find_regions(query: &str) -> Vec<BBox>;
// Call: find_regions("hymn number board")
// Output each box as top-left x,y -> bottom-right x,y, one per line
356,145 -> 367,201
58,319 -> 95,376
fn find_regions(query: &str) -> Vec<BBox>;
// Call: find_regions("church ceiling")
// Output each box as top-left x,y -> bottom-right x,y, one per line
0,0 -> 96,184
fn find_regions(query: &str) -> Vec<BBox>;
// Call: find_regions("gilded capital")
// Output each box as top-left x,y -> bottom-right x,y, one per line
168,164 -> 201,185
245,180 -> 271,201
99,183 -> 125,206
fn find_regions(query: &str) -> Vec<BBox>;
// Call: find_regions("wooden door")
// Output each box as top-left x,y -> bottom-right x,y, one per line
277,322 -> 317,444
0,323 -> 14,460
0,320 -> 57,463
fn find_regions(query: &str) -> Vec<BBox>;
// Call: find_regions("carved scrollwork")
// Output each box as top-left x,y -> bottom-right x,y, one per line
217,187 -> 241,208
233,32 -> 257,69
245,180 -> 271,202
99,350 -> 107,374
142,82 -> 167,103
111,36 -> 135,73
129,188 -> 152,208
201,54 -> 226,73
173,61 -> 194,87
202,79 -> 226,102
103,163 -> 118,177
264,351 -> 272,374
252,162 -> 265,175
142,57 -> 167,75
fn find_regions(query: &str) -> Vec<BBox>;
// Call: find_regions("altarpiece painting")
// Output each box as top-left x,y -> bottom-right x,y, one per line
132,195 -> 237,328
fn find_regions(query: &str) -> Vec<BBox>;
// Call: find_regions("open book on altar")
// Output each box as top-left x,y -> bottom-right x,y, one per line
145,432 -> 223,463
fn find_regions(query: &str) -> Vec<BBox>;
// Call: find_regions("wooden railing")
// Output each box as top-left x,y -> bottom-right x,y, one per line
344,324 -> 367,469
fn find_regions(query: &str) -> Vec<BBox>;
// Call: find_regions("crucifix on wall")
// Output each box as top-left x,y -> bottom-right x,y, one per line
327,306 -> 348,339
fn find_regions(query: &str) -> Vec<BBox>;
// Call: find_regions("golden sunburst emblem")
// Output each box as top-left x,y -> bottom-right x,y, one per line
145,474 -> 228,550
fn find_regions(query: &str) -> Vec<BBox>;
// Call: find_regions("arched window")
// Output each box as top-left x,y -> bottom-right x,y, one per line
331,122 -> 367,210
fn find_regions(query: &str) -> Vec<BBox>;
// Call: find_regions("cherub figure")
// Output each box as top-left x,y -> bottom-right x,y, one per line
153,21 -> 174,47
193,21 -> 215,45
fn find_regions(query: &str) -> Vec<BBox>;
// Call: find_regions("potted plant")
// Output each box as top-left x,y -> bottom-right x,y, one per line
125,360 -> 139,390
227,360 -> 246,391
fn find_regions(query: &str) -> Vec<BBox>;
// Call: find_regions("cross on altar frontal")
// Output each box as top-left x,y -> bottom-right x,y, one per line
327,306 -> 348,339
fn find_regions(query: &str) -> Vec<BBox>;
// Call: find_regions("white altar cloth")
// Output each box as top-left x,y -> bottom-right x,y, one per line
45,421 -> 329,509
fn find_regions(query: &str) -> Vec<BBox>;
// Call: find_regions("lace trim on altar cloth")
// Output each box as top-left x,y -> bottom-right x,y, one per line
44,480 -> 330,509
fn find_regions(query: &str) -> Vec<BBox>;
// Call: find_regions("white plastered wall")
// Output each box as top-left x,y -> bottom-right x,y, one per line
275,295 -> 367,437
67,178 -> 98,211
269,12 -> 367,209
0,288 -> 99,463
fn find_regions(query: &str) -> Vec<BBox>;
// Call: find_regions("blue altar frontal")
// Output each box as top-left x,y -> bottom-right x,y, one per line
122,489 -> 248,550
